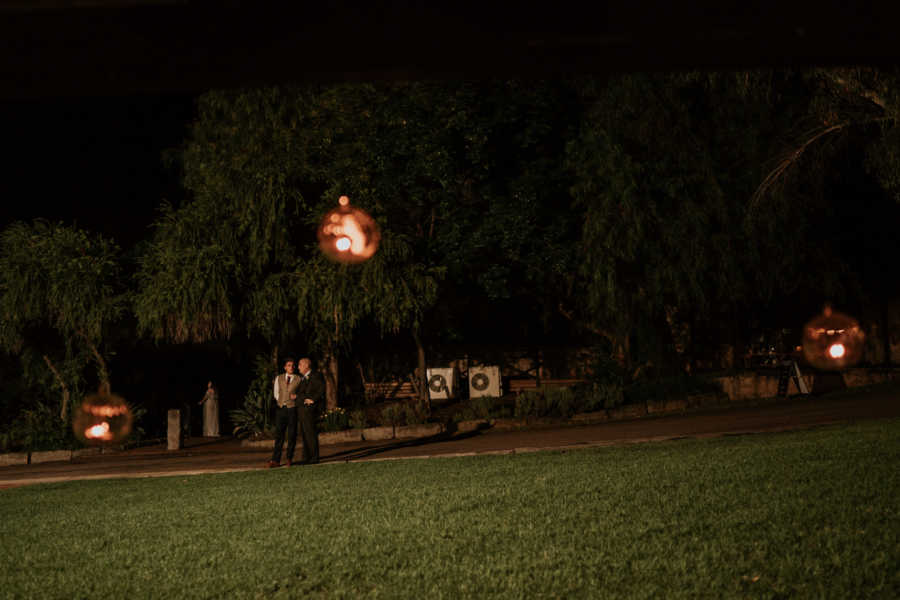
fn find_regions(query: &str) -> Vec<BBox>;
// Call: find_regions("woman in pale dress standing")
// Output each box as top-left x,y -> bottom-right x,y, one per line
199,381 -> 220,437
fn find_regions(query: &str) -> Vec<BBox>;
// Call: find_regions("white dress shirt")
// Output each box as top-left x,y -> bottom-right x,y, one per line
273,374 -> 293,402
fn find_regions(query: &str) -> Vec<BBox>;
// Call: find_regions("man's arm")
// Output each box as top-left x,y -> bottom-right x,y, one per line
273,377 -> 279,402
304,372 -> 325,406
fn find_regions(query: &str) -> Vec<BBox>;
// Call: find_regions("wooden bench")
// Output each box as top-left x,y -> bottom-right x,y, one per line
507,378 -> 585,394
364,381 -> 418,400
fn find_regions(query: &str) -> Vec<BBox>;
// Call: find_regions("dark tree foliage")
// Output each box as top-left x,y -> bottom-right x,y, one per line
3,68 -> 899,432
0,221 -> 124,422
134,81 -> 581,404
569,69 -> 900,373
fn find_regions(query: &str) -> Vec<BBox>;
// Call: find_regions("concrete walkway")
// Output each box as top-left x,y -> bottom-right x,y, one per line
1,386 -> 897,489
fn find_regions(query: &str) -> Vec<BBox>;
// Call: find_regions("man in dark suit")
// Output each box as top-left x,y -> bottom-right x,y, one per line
267,357 -> 302,468
295,357 -> 325,464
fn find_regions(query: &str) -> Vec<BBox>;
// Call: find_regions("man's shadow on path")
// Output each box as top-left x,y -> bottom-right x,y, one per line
323,423 -> 492,462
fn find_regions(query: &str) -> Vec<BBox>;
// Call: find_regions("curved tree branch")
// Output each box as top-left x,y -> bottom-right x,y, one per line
87,342 -> 110,395
749,122 -> 849,211
42,354 -> 71,422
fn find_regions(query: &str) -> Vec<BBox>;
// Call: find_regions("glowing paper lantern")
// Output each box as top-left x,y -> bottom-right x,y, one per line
73,392 -> 133,445
801,307 -> 864,370
317,196 -> 380,263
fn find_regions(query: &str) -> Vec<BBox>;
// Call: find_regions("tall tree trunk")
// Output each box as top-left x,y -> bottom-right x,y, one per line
42,355 -> 70,422
622,333 -> 633,380
266,344 -> 279,431
412,327 -> 429,412
883,299 -> 892,366
323,347 -> 339,411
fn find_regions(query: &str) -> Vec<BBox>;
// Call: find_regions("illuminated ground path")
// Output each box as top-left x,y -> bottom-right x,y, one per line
1,385 -> 897,489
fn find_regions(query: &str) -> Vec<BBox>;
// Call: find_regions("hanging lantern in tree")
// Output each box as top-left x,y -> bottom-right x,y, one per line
73,391 -> 133,445
801,306 -> 865,370
317,196 -> 380,263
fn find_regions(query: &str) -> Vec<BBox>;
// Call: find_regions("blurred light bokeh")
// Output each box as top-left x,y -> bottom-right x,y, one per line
317,196 -> 380,263
73,392 -> 133,445
802,307 -> 865,370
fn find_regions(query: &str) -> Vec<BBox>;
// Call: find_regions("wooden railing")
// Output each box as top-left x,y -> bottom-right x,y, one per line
364,381 -> 418,400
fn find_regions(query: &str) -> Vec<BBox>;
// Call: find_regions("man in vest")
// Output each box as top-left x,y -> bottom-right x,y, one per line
267,357 -> 302,467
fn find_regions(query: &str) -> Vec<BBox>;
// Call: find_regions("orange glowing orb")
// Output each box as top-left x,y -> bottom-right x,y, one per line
73,392 -> 133,445
802,307 -> 864,370
317,196 -> 380,263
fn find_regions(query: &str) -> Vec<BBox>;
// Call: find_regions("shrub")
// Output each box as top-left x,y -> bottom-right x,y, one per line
0,430 -> 13,453
13,403 -> 73,451
458,396 -> 496,421
624,374 -> 719,405
402,401 -> 430,425
229,400 -> 267,440
579,381 -> 625,411
378,404 -> 404,427
515,389 -> 549,419
123,400 -> 148,445
349,408 -> 368,430
319,407 -> 350,432
513,385 -> 584,419
545,386 -> 578,418
230,355 -> 275,439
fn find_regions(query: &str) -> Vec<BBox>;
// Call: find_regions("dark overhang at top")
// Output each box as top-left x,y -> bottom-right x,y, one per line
2,0 -> 899,99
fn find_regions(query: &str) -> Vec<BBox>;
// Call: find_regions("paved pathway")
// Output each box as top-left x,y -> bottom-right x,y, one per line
1,386 -> 897,489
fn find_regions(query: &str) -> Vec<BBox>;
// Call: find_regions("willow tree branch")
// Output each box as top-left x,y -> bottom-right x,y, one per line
749,122 -> 849,211
750,114 -> 896,212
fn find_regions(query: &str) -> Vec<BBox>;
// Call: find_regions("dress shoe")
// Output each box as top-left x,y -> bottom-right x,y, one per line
265,460 -> 280,468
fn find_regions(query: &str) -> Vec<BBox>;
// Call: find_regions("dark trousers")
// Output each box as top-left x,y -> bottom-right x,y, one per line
298,405 -> 319,463
271,406 -> 298,463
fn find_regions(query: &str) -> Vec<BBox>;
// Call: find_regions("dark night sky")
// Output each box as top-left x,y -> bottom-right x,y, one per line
0,94 -> 196,249
2,1 -> 899,249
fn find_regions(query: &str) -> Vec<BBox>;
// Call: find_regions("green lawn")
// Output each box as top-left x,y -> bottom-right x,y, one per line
2,421 -> 898,599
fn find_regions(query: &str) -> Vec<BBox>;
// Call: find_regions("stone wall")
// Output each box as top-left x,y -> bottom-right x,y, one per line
713,367 -> 900,403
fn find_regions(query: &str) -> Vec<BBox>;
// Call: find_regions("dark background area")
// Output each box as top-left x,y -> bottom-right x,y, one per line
2,0 -> 899,436
1,95 -> 194,248
3,0 -> 900,238
4,0 -> 899,242
3,1 -> 900,99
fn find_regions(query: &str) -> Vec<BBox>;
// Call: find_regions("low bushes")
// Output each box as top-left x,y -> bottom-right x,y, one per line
319,407 -> 350,432
512,381 -> 627,420
623,374 -> 720,405
454,396 -> 514,422
378,401 -> 429,428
